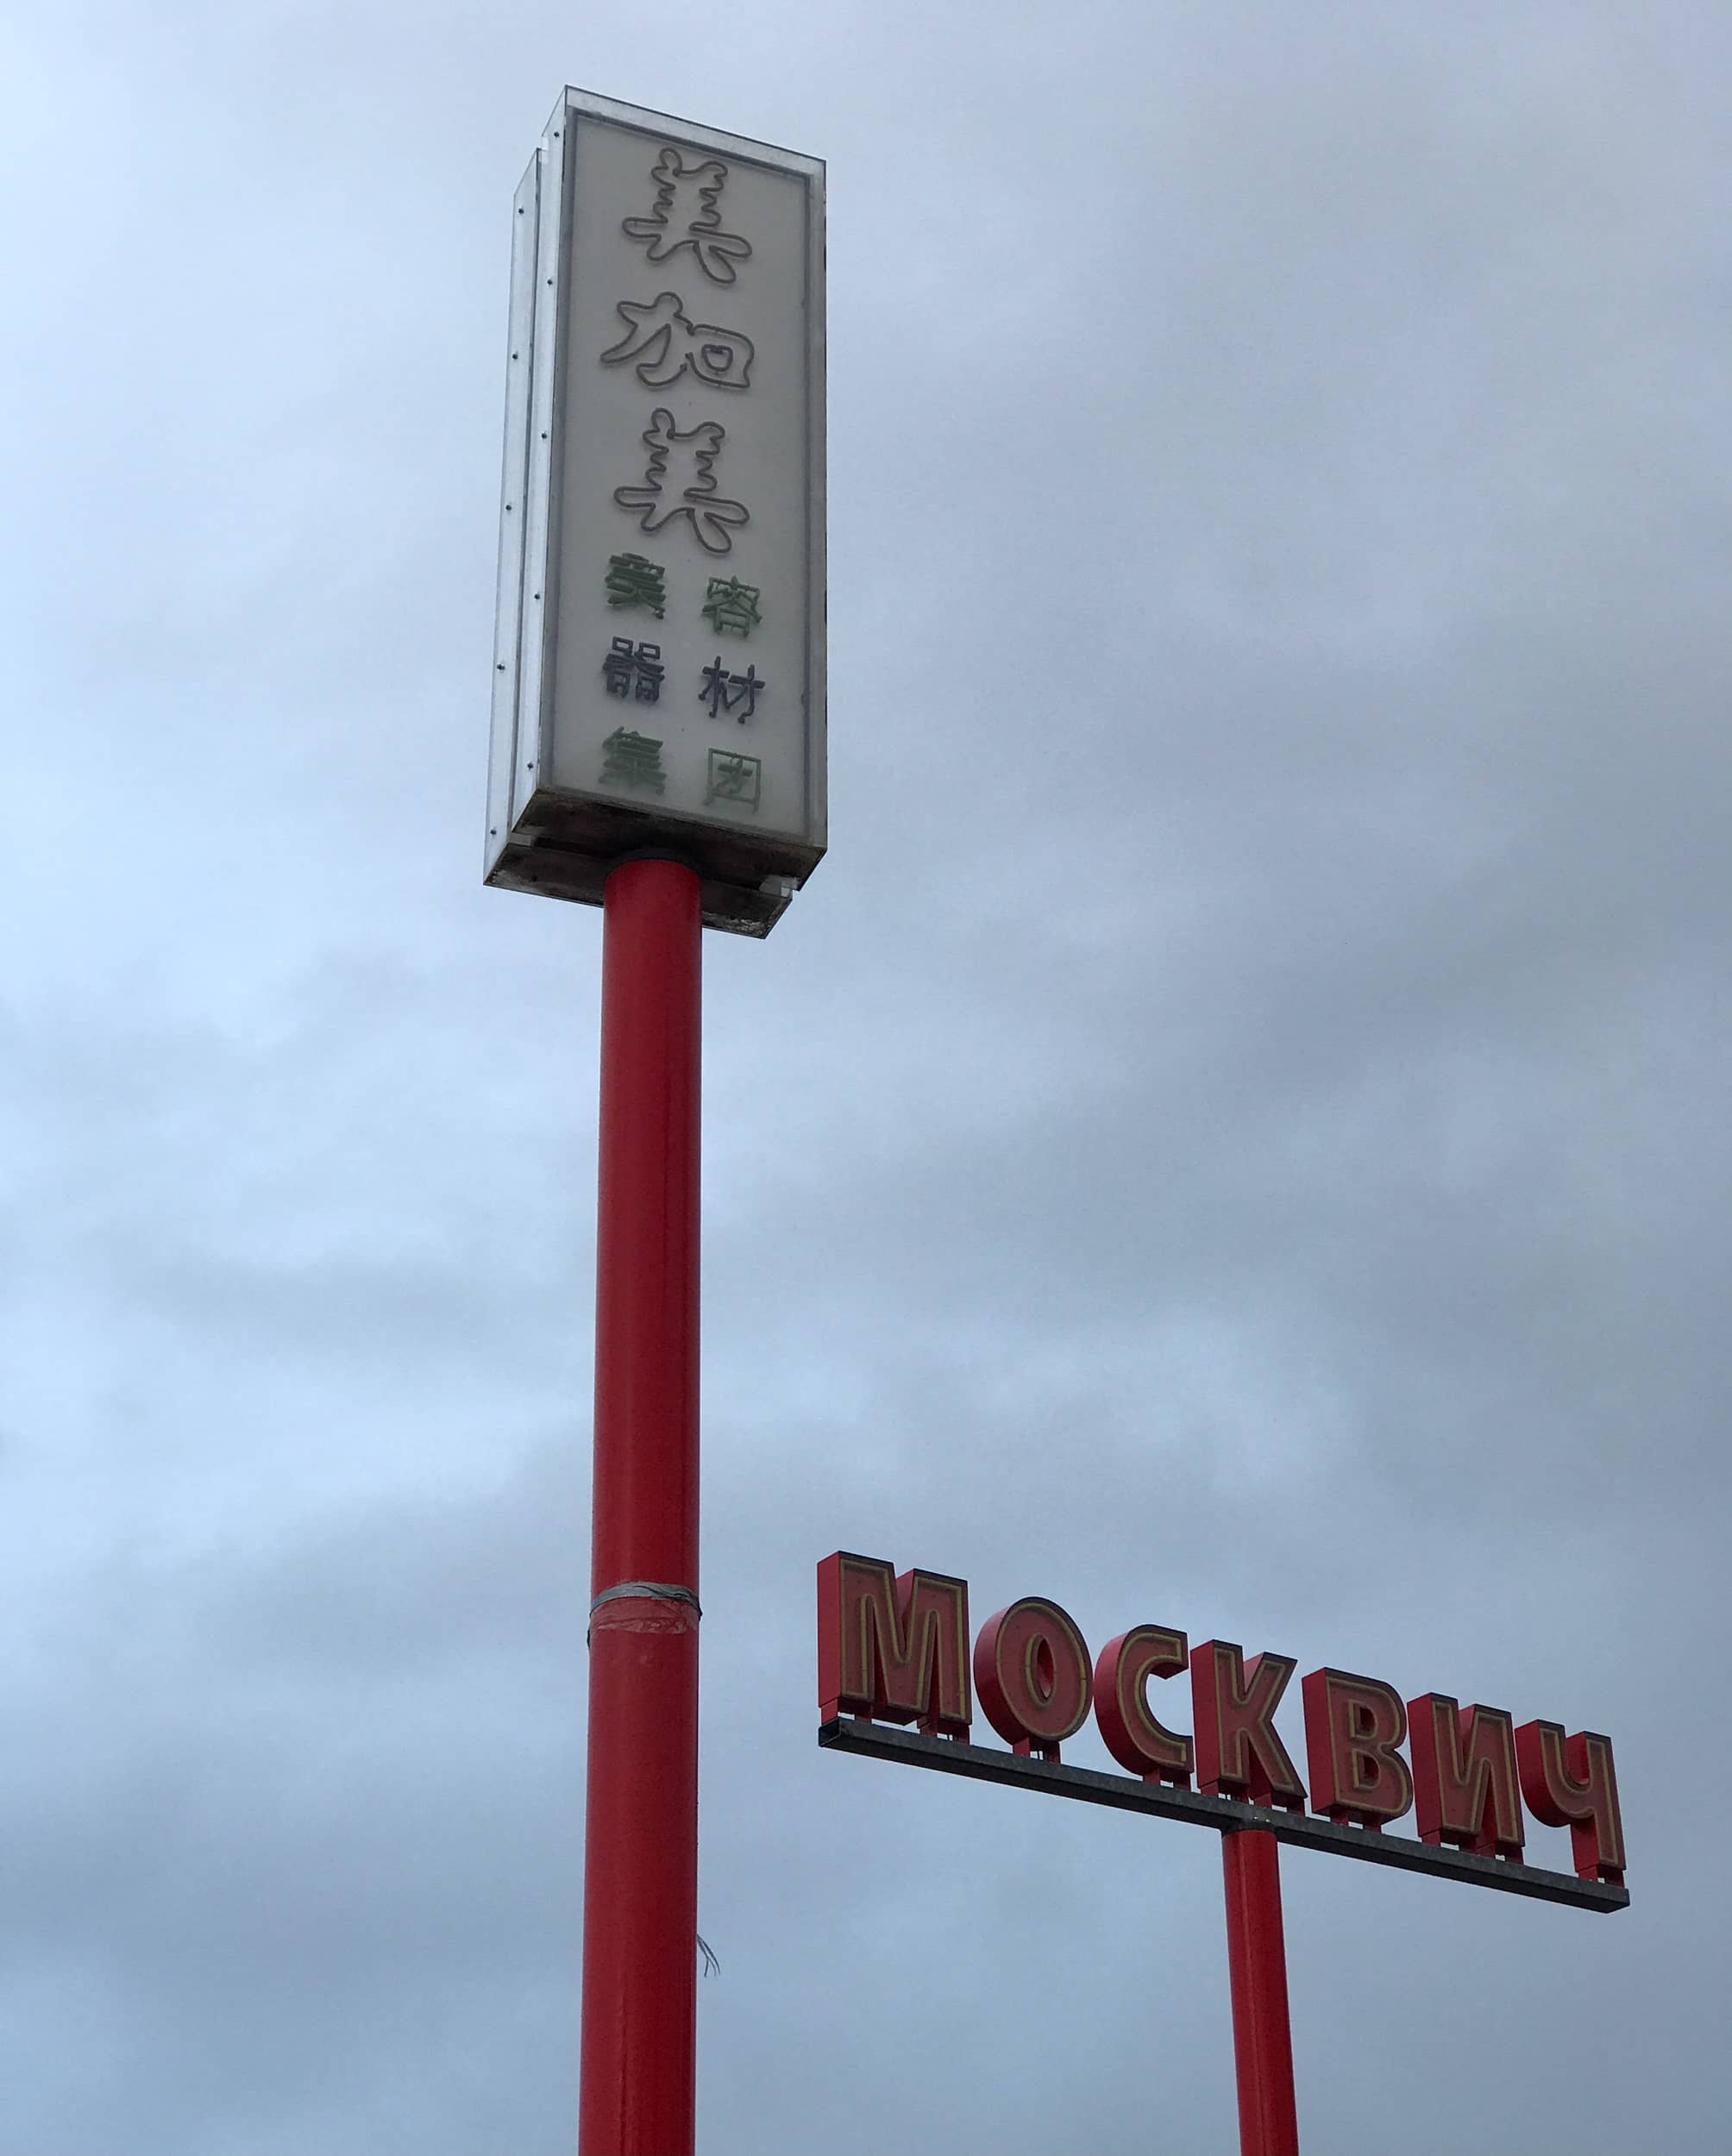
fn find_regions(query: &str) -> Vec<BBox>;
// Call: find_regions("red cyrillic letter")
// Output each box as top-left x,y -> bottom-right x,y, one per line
816,1551 -> 971,1738
1190,1640 -> 1305,1811
1094,1626 -> 1192,1785
974,1596 -> 1092,1761
1408,1695 -> 1523,1858
1516,1720 -> 1625,1884
1302,1667 -> 1412,1829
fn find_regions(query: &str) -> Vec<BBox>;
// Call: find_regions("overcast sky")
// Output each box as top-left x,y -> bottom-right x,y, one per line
2,4 -> 1728,2151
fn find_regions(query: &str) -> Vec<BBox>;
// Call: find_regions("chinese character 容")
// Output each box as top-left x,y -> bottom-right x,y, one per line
622,147 -> 752,286
600,291 -> 754,391
601,637 -> 665,704
613,408 -> 749,556
701,575 -> 762,637
599,727 -> 666,793
705,749 -> 762,809
605,552 -> 666,617
700,655 -> 763,723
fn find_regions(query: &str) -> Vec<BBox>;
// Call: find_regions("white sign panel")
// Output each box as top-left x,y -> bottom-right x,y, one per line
486,89 -> 825,937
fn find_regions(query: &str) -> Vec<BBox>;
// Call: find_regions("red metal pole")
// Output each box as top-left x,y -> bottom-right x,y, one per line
579,858 -> 703,2156
1221,1829 -> 1300,2156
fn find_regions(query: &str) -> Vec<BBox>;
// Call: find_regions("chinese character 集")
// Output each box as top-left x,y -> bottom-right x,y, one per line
614,408 -> 749,556
705,749 -> 762,809
701,575 -> 762,637
599,727 -> 667,793
601,291 -> 754,391
601,637 -> 665,704
622,147 -> 752,286
700,655 -> 763,723
605,552 -> 666,617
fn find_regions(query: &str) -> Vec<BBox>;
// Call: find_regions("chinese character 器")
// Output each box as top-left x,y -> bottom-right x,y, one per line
599,728 -> 667,793
601,638 -> 665,704
701,576 -> 762,637
600,292 -> 754,391
700,655 -> 763,723
621,147 -> 752,286
614,408 -> 750,556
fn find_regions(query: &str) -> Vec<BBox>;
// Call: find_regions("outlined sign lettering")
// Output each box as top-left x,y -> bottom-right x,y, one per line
817,1551 -> 1629,1908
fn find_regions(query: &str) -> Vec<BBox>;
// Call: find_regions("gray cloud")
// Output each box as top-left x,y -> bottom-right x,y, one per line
2,3 -> 1728,2149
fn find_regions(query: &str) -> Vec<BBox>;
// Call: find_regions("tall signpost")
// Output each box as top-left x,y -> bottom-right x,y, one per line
488,83 -> 1628,2156
486,90 -> 825,2156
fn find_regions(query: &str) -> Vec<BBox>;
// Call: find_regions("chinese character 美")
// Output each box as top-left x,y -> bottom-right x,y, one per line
622,147 -> 752,286
600,291 -> 754,391
705,748 -> 762,809
601,637 -> 665,704
700,655 -> 763,723
599,727 -> 667,793
701,575 -> 762,637
605,552 -> 666,617
614,408 -> 749,556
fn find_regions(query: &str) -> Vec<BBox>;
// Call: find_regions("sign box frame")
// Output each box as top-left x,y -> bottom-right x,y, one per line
486,88 -> 826,937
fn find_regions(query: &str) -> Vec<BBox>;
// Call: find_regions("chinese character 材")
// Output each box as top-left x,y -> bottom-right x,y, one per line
705,749 -> 762,809
599,727 -> 667,793
613,408 -> 750,556
621,147 -> 752,286
601,638 -> 665,704
701,575 -> 762,637
700,655 -> 763,723
600,291 -> 754,391
604,552 -> 666,617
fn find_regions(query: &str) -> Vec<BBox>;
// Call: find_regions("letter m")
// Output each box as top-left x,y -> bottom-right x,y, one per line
817,1551 -> 971,1738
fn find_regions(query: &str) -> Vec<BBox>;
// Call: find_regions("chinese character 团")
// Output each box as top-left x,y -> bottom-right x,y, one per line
613,408 -> 749,556
605,552 -> 666,617
601,637 -> 664,704
621,147 -> 752,286
600,291 -> 754,391
599,727 -> 666,793
700,655 -> 763,723
701,576 -> 762,637
705,749 -> 762,809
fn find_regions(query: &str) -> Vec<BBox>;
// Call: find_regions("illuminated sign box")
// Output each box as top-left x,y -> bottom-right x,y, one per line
486,90 -> 826,937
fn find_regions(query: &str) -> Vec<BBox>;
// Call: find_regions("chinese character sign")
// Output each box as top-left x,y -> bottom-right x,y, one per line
486,89 -> 825,937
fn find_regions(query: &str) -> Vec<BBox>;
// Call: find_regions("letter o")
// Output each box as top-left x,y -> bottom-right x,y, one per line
974,1597 -> 1092,1760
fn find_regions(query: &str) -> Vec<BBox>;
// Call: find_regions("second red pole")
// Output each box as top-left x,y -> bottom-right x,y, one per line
1222,1827 -> 1300,2156
579,858 -> 703,2156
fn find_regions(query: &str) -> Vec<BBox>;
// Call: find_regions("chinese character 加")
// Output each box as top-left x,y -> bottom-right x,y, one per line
705,748 -> 762,809
613,408 -> 750,556
599,727 -> 667,793
700,655 -> 763,722
605,552 -> 666,617
600,291 -> 754,391
601,637 -> 665,704
621,147 -> 752,286
701,575 -> 762,637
